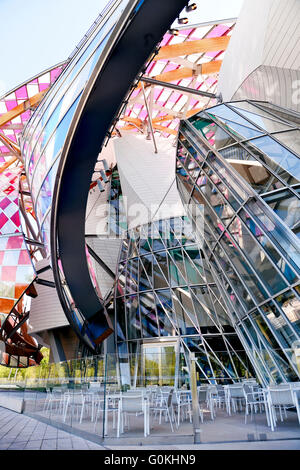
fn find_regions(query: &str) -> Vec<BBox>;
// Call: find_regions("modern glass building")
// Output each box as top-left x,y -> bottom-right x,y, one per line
0,0 -> 299,394
176,100 -> 300,385
1,0 -> 300,451
114,214 -> 254,386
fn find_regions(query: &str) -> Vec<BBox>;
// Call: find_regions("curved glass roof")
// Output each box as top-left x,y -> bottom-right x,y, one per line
116,20 -> 235,137
0,2 -> 236,355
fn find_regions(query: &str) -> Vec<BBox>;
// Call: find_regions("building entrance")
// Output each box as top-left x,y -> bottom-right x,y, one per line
141,341 -> 179,387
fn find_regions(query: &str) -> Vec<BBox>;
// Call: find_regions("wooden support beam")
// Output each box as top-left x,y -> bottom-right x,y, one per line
201,61 -> 223,75
156,36 -> 230,61
153,61 -> 222,83
118,105 -> 205,136
1,124 -> 24,130
0,88 -> 49,128
0,133 -> 21,156
120,116 -> 142,126
0,151 -> 15,157
152,124 -> 177,135
0,157 -> 18,174
137,61 -> 222,89
118,124 -> 140,131
186,107 -> 204,118
152,114 -> 175,123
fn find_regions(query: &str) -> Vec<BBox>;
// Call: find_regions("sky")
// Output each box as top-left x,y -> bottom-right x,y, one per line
0,0 -> 243,96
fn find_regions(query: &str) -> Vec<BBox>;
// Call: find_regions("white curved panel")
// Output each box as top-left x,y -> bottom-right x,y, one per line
218,0 -> 300,111
29,260 -> 68,334
114,135 -> 185,229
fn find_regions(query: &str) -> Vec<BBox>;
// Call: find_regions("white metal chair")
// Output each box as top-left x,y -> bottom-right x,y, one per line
43,388 -> 62,414
215,385 -> 226,410
243,384 -> 266,424
62,391 -> 85,423
266,387 -> 300,431
150,388 -> 174,432
117,394 -> 149,437
206,385 -> 218,419
198,389 -> 207,423
43,388 -> 54,412
224,385 -> 245,415
171,390 -> 192,428
52,386 -> 67,414
93,393 -> 118,435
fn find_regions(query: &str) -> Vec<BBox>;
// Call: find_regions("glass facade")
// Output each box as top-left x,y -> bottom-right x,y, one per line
21,0 -> 127,253
0,168 -> 35,314
176,100 -> 300,385
115,216 -> 254,384
18,1 -> 128,349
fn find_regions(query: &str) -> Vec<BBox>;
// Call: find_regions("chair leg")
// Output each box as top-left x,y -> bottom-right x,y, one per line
188,401 -> 192,423
279,405 -> 283,422
80,398 -> 85,423
294,397 -> 300,426
146,405 -> 150,436
210,400 -> 214,420
117,407 -> 121,438
245,403 -> 248,424
93,403 -> 99,432
167,407 -> 174,432
198,404 -> 204,423
269,402 -> 275,432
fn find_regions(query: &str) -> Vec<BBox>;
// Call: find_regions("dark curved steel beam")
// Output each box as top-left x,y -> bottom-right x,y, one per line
51,0 -> 188,346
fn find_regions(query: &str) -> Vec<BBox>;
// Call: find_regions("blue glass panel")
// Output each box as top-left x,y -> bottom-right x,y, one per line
37,159 -> 59,222
168,248 -> 186,286
207,104 -> 262,131
244,199 -> 300,274
230,104 -> 292,132
243,317 -> 283,383
217,119 -> 265,140
41,212 -> 51,253
212,243 -> 257,310
126,295 -> 142,340
263,189 -> 300,230
261,302 -> 298,349
34,93 -> 82,210
183,245 -> 204,284
251,310 -> 298,381
155,289 -> 177,336
115,297 -> 126,342
126,259 -> 138,294
172,287 -> 199,335
219,233 -> 269,303
250,135 -> 300,181
139,255 -> 152,291
228,217 -> 288,295
152,251 -> 168,288
140,292 -> 159,338
275,290 -> 300,337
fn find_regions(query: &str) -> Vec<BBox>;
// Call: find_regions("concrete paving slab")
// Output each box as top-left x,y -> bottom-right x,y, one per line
0,404 -> 299,451
24,440 -> 43,450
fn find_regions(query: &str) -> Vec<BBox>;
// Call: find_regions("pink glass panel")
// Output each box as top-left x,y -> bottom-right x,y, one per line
5,100 -> 18,111
15,86 -> 28,100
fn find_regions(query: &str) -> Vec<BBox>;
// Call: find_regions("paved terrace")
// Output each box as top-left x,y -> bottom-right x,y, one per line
0,406 -> 299,450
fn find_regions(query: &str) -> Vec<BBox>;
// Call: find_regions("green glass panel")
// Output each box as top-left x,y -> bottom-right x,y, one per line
168,249 -> 186,287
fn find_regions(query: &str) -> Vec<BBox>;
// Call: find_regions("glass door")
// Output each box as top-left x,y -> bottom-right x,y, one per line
142,340 -> 178,387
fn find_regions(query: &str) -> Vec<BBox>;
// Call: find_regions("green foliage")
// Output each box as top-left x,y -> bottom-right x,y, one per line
0,347 -> 50,381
